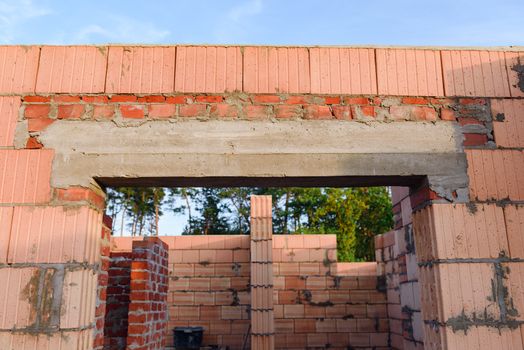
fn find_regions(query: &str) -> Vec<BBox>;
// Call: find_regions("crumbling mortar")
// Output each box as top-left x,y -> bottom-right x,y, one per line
0,262 -> 100,270
423,252 -> 521,333
511,60 -> 524,92
0,324 -> 95,335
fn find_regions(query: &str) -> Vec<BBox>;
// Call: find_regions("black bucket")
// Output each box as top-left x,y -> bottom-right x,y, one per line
173,326 -> 204,350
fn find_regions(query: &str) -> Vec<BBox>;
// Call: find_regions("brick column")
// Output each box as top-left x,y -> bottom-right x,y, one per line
413,203 -> 524,349
126,237 -> 169,350
0,175 -> 104,349
250,195 -> 274,350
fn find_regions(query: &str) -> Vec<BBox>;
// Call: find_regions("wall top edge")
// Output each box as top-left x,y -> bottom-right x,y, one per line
1,44 -> 523,52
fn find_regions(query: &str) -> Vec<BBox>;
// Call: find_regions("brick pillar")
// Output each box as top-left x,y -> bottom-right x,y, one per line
126,237 -> 169,350
0,169 -> 104,349
413,203 -> 524,349
93,215 -> 113,350
250,195 -> 275,350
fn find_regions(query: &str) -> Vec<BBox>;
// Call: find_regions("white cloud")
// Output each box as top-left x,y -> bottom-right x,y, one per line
228,0 -> 263,22
214,0 -> 264,42
0,0 -> 51,43
73,15 -> 170,44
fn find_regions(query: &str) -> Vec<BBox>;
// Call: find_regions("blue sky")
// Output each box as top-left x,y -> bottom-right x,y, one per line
1,0 -> 523,46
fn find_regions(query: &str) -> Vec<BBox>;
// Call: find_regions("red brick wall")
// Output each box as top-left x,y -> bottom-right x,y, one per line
104,251 -> 132,349
93,215 -> 113,350
376,187 -> 423,350
273,235 -> 388,349
112,235 -> 389,350
126,237 -> 169,350
104,237 -> 169,350
1,45 -> 523,350
20,93 -> 483,128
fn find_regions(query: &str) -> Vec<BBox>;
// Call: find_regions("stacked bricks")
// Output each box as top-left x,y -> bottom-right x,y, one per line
126,237 -> 169,350
272,235 -> 389,349
104,237 -> 169,350
250,195 -> 275,349
103,251 -> 133,349
376,186 -> 423,350
405,87 -> 524,348
2,45 -> 524,350
142,235 -> 252,349
110,234 -> 390,350
21,93 -> 490,127
93,215 -> 113,350
0,182 -> 105,349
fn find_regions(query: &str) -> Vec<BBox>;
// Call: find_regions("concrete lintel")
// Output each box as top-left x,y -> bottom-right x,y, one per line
39,120 -> 468,195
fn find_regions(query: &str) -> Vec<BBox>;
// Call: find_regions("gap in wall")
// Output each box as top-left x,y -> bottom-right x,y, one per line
104,185 -> 394,263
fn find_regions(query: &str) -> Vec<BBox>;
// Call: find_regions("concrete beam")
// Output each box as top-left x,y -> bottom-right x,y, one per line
39,120 -> 468,198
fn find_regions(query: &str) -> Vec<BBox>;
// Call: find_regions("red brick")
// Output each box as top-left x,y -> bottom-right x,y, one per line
25,137 -> 43,149
390,105 -> 437,121
210,104 -> 239,118
401,97 -> 429,105
275,105 -> 302,119
295,319 -> 316,333
352,105 -> 375,119
284,305 -> 304,318
24,104 -> 50,119
56,186 -> 105,208
93,105 -> 115,119
304,105 -> 333,119
24,96 -> 51,103
28,118 -> 54,132
463,133 -> 488,146
54,95 -> 81,103
58,104 -> 84,119
166,95 -> 193,104
324,96 -> 341,104
332,105 -> 352,120
284,95 -> 307,104
441,108 -> 457,121
148,104 -> 176,118
459,98 -> 487,105
278,290 -> 298,305
179,104 -> 208,118
458,117 -> 483,126
110,95 -> 137,103
120,105 -> 145,119
304,305 -> 325,318
196,95 -> 224,103
253,94 -> 280,104
285,276 -> 306,289
244,105 -> 270,119
82,95 -> 109,103
344,96 -> 370,105
137,95 -> 165,103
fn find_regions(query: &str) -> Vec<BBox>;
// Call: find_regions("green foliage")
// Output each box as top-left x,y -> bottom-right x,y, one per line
105,186 -> 393,261
184,188 -> 231,235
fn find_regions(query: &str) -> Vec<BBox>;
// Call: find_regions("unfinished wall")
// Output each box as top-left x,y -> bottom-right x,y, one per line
94,215 -> 113,350
112,235 -> 251,349
126,237 -> 169,350
104,237 -> 168,350
376,187 -> 423,350
111,233 -> 389,350
104,251 -> 132,349
272,236 -> 388,349
0,44 -> 523,349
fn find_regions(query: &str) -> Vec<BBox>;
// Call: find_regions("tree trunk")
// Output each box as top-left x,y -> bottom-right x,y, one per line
154,189 -> 159,236
120,206 -> 126,236
283,189 -> 290,234
183,190 -> 192,232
